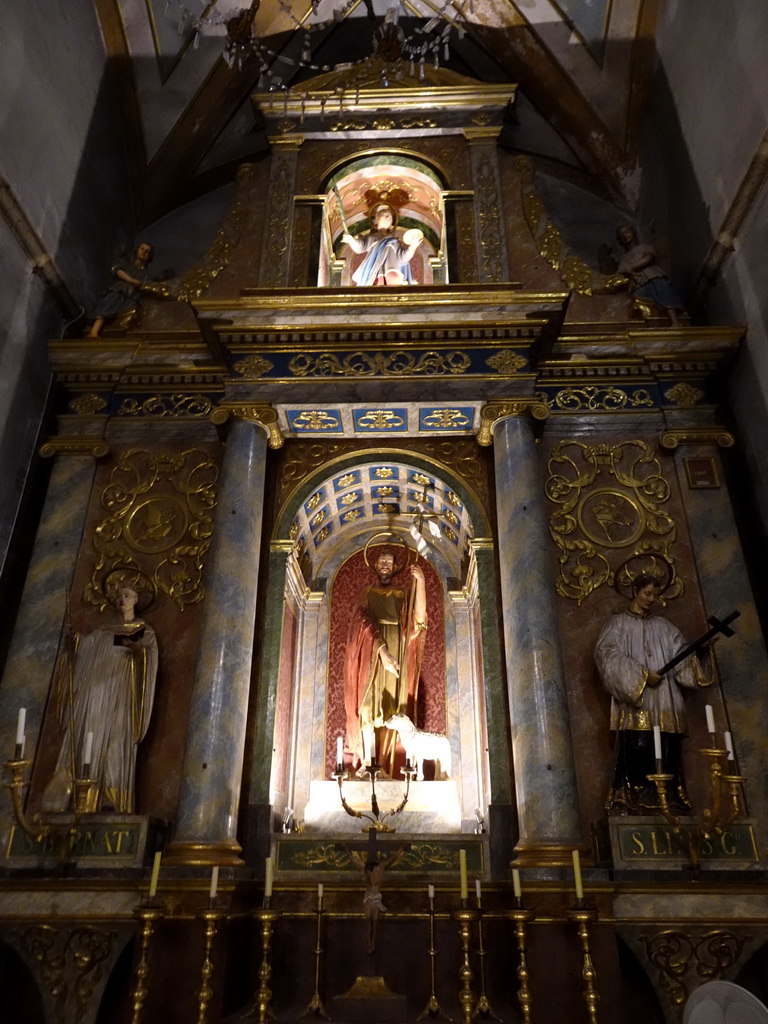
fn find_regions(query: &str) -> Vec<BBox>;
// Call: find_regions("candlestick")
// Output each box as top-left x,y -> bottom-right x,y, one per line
567,906 -> 600,1024
653,725 -> 662,762
148,851 -> 162,898
452,908 -> 481,1023
195,908 -> 227,1024
505,907 -> 536,1024
15,708 -> 26,746
209,866 -> 219,900
249,909 -> 281,1024
724,731 -> 734,760
459,849 -> 468,902
512,868 -> 522,901
705,704 -> 716,735
83,731 -> 94,769
264,856 -> 274,906
572,849 -> 584,902
129,905 -> 163,1024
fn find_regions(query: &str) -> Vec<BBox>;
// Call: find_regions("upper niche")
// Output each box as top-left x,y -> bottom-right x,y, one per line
319,153 -> 448,287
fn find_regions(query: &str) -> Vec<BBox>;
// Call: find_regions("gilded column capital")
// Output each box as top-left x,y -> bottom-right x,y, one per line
39,437 -> 110,459
660,428 -> 735,450
477,400 -> 550,446
210,403 -> 284,449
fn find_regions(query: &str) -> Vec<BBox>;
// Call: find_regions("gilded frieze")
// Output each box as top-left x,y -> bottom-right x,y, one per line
537,385 -> 654,412
84,448 -> 218,611
118,394 -> 213,418
286,350 -> 472,377
545,440 -> 681,604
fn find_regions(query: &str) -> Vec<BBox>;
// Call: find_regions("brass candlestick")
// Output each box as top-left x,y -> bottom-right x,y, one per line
301,895 -> 330,1018
244,908 -> 281,1023
567,905 -> 600,1024
4,757 -> 48,842
195,908 -> 227,1024
504,906 -> 536,1024
333,761 -> 417,832
472,907 -> 501,1021
451,908 -> 480,1024
417,893 -> 453,1021
129,905 -> 163,1024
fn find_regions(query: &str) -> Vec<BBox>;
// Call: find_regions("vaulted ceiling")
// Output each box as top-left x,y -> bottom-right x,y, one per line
98,0 -> 658,223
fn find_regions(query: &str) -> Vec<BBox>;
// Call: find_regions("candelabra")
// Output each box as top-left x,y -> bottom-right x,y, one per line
566,904 -> 600,1024
648,744 -> 747,868
195,906 -> 227,1024
417,890 -> 453,1021
504,904 -> 536,1024
451,908 -> 480,1024
301,891 -> 330,1019
472,905 -> 500,1021
128,903 -> 164,1024
332,759 -> 417,832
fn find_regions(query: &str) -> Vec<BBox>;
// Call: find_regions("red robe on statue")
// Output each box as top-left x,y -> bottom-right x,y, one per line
343,580 -> 427,773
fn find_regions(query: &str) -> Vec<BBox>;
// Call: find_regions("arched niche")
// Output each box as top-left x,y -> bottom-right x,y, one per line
261,451 -> 496,834
317,151 -> 450,287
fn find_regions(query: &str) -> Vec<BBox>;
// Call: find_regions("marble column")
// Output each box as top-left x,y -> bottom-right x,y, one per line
493,413 -> 583,866
0,440 -> 103,814
165,417 -> 267,865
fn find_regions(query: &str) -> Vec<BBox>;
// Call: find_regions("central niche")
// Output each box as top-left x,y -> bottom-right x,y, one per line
318,152 -> 449,287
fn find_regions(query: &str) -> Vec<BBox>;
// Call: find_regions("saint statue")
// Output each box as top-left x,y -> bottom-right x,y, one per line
594,572 -> 714,815
614,225 -> 685,327
342,203 -> 423,286
343,546 -> 427,775
88,242 -> 170,337
44,585 -> 158,814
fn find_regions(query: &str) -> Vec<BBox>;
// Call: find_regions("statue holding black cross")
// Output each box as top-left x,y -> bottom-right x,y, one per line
595,565 -> 738,816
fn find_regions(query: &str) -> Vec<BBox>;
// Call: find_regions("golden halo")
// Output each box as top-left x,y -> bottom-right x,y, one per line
614,554 -> 674,600
363,532 -> 414,575
102,567 -> 156,613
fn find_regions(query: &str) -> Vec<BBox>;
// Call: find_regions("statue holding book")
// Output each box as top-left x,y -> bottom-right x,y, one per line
43,584 -> 158,814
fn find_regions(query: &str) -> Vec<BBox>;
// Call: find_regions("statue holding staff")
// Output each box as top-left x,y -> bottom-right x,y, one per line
343,537 -> 427,776
44,583 -> 158,814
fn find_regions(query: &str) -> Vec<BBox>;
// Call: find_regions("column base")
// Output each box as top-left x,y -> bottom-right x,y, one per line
512,840 -> 591,868
163,839 -> 244,866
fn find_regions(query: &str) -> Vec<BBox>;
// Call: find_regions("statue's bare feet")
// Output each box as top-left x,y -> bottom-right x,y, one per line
355,764 -> 369,779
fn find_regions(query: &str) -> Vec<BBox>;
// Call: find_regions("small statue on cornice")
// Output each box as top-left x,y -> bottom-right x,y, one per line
87,242 -> 173,337
601,225 -> 686,327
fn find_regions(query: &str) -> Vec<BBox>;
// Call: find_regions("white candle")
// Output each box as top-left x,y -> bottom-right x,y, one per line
653,725 -> 662,761
209,866 -> 219,899
512,868 -> 522,900
724,731 -> 735,760
428,883 -> 435,901
572,849 -> 584,901
318,882 -> 323,905
475,878 -> 482,906
148,851 -> 162,897
84,731 -> 94,767
459,849 -> 468,900
336,736 -> 343,766
705,705 -> 716,734
15,708 -> 26,745
265,856 -> 274,898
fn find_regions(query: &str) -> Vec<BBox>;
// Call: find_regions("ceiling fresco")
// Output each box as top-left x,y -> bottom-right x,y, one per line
100,0 -> 657,221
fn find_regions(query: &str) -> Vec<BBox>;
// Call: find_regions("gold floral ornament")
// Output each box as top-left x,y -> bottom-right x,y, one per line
545,439 -> 681,605
287,351 -> 471,377
68,393 -> 107,416
84,448 -> 218,611
486,351 -> 526,375
664,383 -> 705,407
234,354 -> 275,379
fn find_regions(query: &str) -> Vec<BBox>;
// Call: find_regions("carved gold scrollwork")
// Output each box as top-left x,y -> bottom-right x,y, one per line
18,924 -> 116,1023
545,439 -> 681,604
641,929 -> 748,1021
177,164 -> 256,301
518,156 -> 626,296
84,448 -> 218,611
475,153 -> 504,283
211,403 -> 284,449
664,383 -> 705,407
68,393 -> 107,416
486,351 -> 526,374
477,400 -> 550,446
118,395 -> 213,418
261,156 -> 293,288
287,351 -> 471,378
234,354 -> 275,378
538,386 -> 654,412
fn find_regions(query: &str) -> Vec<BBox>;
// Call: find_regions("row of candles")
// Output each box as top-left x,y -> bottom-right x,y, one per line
13,708 -> 96,768
144,853 -> 276,902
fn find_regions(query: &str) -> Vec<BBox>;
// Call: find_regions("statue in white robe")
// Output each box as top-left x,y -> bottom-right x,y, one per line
595,573 -> 713,814
44,586 -> 158,814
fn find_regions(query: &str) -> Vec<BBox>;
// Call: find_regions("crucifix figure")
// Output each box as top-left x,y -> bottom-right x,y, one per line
341,829 -> 410,953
